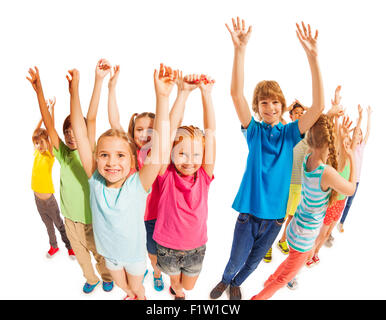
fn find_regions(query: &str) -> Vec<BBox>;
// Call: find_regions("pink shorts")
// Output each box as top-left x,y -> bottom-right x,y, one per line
323,199 -> 346,226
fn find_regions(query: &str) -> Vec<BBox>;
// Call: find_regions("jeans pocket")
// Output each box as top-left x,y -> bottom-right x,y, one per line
237,213 -> 250,224
275,218 -> 285,226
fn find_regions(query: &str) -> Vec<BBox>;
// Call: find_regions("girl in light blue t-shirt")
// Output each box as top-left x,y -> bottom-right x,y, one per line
68,64 -> 175,300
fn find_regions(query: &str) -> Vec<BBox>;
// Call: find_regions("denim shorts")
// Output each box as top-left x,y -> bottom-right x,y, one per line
145,219 -> 157,255
156,244 -> 206,277
105,257 -> 147,276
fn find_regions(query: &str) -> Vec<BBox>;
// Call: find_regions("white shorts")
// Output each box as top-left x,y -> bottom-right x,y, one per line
105,258 -> 147,276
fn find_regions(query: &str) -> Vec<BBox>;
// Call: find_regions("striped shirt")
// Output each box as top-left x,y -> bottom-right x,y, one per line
287,153 -> 331,253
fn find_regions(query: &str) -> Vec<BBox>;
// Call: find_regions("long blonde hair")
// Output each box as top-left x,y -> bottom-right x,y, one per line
307,114 -> 338,205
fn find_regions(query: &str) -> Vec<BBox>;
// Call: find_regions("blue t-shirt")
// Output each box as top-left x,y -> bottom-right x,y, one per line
89,171 -> 150,263
232,118 -> 303,219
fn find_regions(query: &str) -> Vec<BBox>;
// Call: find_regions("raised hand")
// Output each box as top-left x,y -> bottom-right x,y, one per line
296,21 -> 318,58
108,65 -> 120,90
66,69 -> 80,94
46,97 -> 56,113
198,74 -> 215,95
331,85 -> 342,106
154,63 -> 177,97
95,59 -> 111,80
340,116 -> 353,139
26,66 -> 42,93
225,17 -> 252,49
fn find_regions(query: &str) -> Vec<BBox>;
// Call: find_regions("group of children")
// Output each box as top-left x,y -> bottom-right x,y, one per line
27,17 -> 370,300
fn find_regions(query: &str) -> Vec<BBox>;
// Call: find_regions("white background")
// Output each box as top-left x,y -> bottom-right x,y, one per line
1,0 -> 385,300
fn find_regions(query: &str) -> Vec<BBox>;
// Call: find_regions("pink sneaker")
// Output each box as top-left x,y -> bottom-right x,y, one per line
47,246 -> 59,258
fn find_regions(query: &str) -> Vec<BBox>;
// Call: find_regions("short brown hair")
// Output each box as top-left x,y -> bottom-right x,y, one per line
63,115 -> 87,134
128,112 -> 155,147
32,128 -> 49,144
252,81 -> 286,120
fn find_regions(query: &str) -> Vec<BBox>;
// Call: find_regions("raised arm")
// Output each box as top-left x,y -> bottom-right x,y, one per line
87,59 -> 111,150
225,17 -> 252,128
199,75 -> 216,178
27,67 -> 60,150
364,105 -> 372,144
296,22 -> 325,134
351,104 -> 363,148
139,64 -> 176,191
67,69 -> 96,178
107,65 -> 124,131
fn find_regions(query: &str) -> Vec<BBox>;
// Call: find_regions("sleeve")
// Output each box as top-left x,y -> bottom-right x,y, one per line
52,140 -> 66,164
287,120 -> 304,147
241,117 -> 258,145
199,167 -> 215,185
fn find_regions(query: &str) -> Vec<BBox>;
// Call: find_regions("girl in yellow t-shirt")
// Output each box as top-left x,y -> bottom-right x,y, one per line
31,99 -> 74,259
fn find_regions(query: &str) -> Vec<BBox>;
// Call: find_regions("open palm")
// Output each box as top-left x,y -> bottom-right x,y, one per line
225,17 -> 252,48
296,21 -> 318,57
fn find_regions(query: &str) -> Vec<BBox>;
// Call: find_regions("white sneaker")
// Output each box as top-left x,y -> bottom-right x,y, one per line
337,223 -> 344,233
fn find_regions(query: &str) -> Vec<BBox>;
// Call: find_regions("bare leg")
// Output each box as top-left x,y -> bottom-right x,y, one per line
148,253 -> 162,278
127,272 -> 146,300
279,215 -> 293,243
169,273 -> 185,298
108,268 -> 135,298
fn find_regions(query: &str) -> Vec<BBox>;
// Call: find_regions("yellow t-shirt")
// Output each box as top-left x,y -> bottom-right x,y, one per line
31,150 -> 55,193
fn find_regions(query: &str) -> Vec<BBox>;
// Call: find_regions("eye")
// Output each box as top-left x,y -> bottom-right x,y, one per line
118,153 -> 125,158
193,153 -> 201,157
100,153 -> 108,158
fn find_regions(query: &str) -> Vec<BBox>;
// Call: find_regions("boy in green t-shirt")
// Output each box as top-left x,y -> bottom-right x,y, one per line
27,61 -> 114,294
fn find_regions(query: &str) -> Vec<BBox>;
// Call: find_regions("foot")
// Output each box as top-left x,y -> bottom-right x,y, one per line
83,281 -> 100,294
263,247 -> 272,263
337,223 -> 344,233
277,240 -> 289,255
229,285 -> 242,300
209,281 -> 228,299
287,277 -> 298,290
102,281 -> 114,292
153,272 -> 164,292
169,286 -> 185,300
68,249 -> 76,260
123,294 -> 137,300
46,246 -> 59,258
324,234 -> 334,248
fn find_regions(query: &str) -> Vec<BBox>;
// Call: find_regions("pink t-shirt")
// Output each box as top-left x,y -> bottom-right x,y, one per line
135,148 -> 159,221
355,141 -> 365,182
153,165 -> 214,250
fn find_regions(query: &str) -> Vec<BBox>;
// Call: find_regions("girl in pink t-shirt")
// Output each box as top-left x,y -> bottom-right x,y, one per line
153,73 -> 216,300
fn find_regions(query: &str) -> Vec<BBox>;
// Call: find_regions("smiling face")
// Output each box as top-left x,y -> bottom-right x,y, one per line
258,98 -> 283,126
96,136 -> 133,188
290,106 -> 305,122
133,116 -> 154,149
172,136 -> 204,176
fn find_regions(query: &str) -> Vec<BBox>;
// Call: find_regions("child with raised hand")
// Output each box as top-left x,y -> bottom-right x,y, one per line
26,62 -> 114,294
68,64 -> 175,300
337,105 -> 372,233
30,97 -> 73,258
250,114 -> 356,300
210,18 -> 325,300
153,72 -> 216,300
107,63 -> 164,291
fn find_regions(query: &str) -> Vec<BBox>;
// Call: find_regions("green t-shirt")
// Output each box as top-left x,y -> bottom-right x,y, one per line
53,140 -> 92,224
337,162 -> 351,201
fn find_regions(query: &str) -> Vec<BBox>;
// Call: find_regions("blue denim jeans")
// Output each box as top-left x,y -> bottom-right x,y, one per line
340,182 -> 359,224
221,213 -> 285,287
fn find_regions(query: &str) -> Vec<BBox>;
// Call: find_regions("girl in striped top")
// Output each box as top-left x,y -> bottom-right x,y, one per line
251,114 -> 357,300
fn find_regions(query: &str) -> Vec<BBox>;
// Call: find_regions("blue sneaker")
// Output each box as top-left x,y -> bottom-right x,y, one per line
142,269 -> 148,283
153,272 -> 164,292
83,281 -> 100,294
287,277 -> 298,290
102,281 -> 114,292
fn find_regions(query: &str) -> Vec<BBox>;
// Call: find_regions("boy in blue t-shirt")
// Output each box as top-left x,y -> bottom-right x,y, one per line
210,18 -> 325,300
